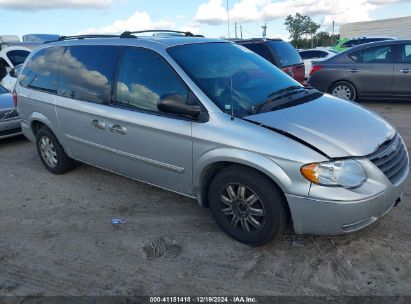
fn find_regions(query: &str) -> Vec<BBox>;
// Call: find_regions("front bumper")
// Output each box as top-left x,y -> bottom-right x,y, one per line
286,159 -> 408,235
0,118 -> 21,139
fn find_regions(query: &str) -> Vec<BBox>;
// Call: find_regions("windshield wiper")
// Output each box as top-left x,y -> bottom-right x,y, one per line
248,86 -> 312,114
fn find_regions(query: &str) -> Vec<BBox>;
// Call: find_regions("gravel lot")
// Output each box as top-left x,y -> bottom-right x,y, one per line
0,101 -> 410,297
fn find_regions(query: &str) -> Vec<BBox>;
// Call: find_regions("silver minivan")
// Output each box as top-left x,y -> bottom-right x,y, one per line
15,32 -> 409,245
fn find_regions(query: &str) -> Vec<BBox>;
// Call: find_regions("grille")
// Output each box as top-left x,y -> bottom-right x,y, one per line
368,134 -> 409,185
0,109 -> 19,121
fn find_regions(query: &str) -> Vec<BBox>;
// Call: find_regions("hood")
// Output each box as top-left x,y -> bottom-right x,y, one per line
244,95 -> 395,158
0,93 -> 14,110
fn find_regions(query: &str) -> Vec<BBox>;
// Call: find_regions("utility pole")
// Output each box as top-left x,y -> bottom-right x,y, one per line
226,0 -> 230,39
240,25 -> 243,39
331,20 -> 335,46
262,23 -> 267,40
235,22 -> 238,39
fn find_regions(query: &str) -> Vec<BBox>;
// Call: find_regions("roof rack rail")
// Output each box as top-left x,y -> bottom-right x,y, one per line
120,30 -> 203,38
56,34 -> 120,41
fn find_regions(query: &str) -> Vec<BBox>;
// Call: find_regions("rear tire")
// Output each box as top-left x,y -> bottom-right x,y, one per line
329,81 -> 357,101
36,127 -> 74,174
208,165 -> 288,246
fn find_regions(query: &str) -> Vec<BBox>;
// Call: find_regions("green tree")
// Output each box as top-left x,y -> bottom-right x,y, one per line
284,13 -> 321,48
306,20 -> 321,48
284,13 -> 309,47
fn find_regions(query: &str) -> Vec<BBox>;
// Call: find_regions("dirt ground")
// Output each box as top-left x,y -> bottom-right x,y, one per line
0,101 -> 410,297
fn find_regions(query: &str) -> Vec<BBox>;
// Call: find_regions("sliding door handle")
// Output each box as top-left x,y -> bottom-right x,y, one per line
109,124 -> 127,135
91,119 -> 106,130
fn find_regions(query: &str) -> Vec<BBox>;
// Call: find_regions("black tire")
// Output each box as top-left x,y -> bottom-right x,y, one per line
208,165 -> 288,246
36,127 -> 74,174
329,81 -> 357,101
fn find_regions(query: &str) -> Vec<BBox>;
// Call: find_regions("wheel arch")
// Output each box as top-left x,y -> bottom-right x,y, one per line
195,149 -> 293,209
29,112 -> 54,136
328,79 -> 358,96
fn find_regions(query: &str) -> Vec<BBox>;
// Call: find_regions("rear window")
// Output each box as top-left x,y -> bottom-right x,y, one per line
19,47 -> 64,94
268,41 -> 302,67
7,50 -> 30,66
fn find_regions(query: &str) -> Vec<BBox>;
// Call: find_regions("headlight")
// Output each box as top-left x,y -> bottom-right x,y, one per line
301,159 -> 366,188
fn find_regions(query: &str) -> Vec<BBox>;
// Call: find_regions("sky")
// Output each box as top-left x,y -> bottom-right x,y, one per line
0,0 -> 410,41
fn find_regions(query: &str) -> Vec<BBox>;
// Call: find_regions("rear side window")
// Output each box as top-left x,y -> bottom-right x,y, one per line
240,43 -> 272,62
7,50 -> 30,66
57,45 -> 120,104
19,47 -> 64,94
268,41 -> 302,67
114,48 -> 189,112
349,46 -> 393,63
399,44 -> 411,62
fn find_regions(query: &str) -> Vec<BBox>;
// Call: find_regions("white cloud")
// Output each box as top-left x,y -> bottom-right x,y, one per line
194,0 -> 411,28
0,0 -> 112,10
80,11 -> 175,35
195,0 -> 228,25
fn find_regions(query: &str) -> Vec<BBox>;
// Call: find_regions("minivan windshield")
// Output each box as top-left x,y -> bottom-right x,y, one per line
168,42 -> 300,116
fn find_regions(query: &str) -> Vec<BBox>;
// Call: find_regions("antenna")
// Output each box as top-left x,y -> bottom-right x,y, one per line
226,0 -> 230,38
240,25 -> 243,39
262,23 -> 267,41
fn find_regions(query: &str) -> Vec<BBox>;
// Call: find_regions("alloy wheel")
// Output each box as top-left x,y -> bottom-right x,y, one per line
39,136 -> 58,168
220,184 -> 265,233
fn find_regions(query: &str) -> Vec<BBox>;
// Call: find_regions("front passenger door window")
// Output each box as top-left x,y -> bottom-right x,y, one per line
114,48 -> 189,113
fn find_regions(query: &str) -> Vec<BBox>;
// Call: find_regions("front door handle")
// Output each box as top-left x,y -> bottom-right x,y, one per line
109,124 -> 127,135
400,68 -> 409,73
348,68 -> 358,73
91,119 -> 106,130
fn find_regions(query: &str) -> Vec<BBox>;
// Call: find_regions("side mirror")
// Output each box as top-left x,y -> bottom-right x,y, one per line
158,94 -> 201,117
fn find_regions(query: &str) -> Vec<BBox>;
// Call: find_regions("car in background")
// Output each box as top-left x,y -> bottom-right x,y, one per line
299,47 -> 339,78
309,40 -> 411,101
0,46 -> 31,80
22,34 -> 60,43
333,37 -> 395,52
1,64 -> 23,91
0,35 -> 20,50
234,38 -> 305,84
0,85 -> 21,139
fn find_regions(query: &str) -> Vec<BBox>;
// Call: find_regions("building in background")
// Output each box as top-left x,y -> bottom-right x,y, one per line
340,16 -> 411,39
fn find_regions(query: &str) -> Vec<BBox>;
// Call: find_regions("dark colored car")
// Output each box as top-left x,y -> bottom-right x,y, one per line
234,38 -> 305,84
309,40 -> 411,101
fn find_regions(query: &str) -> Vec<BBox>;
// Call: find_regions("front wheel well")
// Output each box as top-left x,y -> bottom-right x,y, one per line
198,162 -> 291,224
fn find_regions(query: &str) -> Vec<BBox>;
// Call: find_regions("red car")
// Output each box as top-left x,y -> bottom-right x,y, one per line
234,38 -> 305,84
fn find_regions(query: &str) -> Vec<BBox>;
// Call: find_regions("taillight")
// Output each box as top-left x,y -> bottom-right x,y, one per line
12,90 -> 18,107
309,65 -> 323,76
282,67 -> 294,78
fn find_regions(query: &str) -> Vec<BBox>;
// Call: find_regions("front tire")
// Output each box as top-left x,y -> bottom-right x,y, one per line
329,81 -> 357,101
208,166 -> 288,246
36,127 -> 74,174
